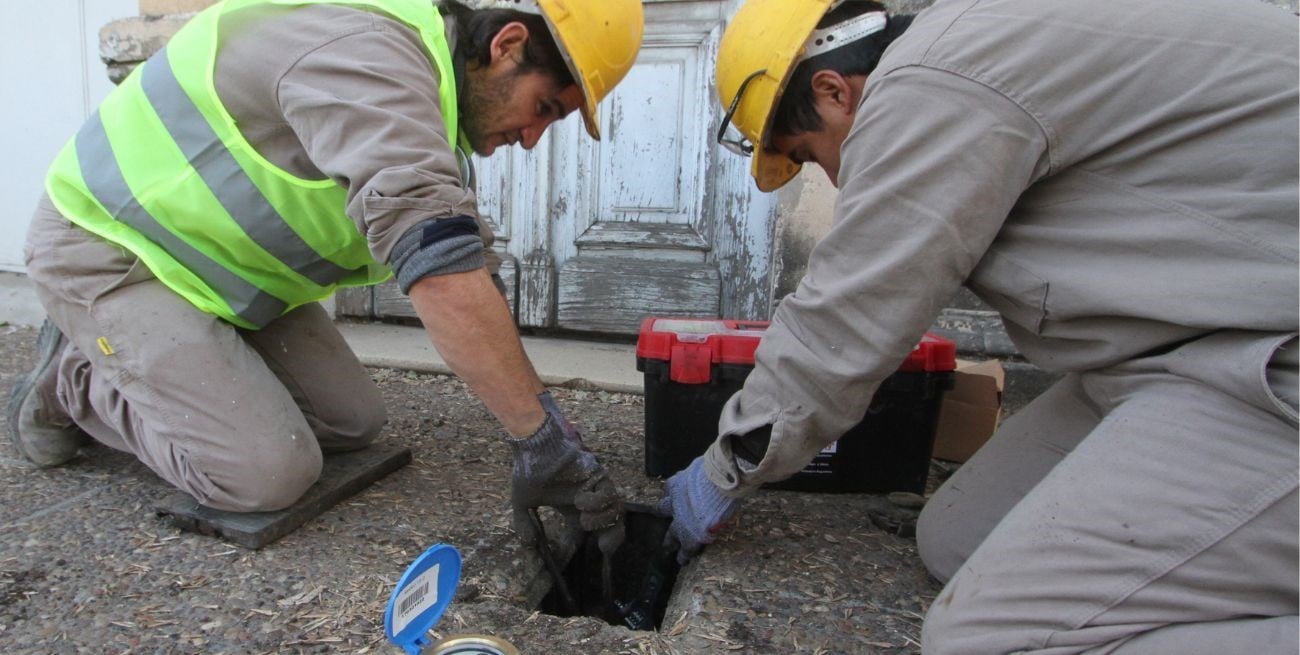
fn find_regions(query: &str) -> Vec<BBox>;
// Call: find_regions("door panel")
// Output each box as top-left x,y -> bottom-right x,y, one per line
556,258 -> 718,334
598,51 -> 701,225
341,1 -> 779,336
548,1 -> 776,334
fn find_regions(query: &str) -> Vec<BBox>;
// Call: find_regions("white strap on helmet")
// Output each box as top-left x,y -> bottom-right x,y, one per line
801,10 -> 888,60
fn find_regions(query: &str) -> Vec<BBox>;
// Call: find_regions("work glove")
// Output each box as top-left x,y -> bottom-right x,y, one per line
657,456 -> 742,565
509,392 -> 625,555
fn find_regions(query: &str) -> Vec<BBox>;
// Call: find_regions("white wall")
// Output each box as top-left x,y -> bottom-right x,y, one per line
0,0 -> 137,272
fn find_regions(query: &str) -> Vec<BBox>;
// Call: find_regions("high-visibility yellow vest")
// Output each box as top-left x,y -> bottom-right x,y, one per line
45,0 -> 460,329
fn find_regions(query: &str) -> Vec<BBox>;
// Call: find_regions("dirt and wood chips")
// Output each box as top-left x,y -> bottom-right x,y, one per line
0,324 -> 944,654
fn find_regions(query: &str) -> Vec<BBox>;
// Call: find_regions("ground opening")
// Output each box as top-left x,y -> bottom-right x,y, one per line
537,505 -> 681,631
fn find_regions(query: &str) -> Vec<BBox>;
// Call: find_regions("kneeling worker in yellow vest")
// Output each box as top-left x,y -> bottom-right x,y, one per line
657,0 -> 1298,652
11,0 -> 641,555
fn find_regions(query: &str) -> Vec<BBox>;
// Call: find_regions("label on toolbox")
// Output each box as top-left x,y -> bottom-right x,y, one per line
800,441 -> 837,475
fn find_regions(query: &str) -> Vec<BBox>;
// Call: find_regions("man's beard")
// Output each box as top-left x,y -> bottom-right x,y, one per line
460,69 -> 517,155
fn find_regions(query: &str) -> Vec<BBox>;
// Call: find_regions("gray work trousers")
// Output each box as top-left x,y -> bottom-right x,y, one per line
917,342 -> 1299,654
23,196 -> 385,512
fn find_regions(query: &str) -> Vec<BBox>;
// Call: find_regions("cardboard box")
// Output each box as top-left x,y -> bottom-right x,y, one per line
932,359 -> 1005,462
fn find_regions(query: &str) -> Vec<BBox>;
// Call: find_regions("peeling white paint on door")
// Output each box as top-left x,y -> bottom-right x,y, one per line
475,0 -> 781,335
342,0 -> 782,336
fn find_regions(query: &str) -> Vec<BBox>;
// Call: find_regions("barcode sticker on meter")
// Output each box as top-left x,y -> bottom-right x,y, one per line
392,564 -> 440,634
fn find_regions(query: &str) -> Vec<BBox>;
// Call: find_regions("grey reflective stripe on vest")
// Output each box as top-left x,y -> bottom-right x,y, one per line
76,111 -> 287,327
141,50 -> 356,287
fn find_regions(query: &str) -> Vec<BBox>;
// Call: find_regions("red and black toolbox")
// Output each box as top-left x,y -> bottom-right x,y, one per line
635,317 -> 956,494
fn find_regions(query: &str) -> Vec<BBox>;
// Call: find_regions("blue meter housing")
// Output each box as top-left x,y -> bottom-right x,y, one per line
384,544 -> 462,654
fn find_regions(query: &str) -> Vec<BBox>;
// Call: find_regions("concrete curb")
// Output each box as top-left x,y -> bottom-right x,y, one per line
336,322 -> 645,395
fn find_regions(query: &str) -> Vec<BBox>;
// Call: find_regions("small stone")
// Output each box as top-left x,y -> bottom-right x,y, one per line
887,492 -> 927,509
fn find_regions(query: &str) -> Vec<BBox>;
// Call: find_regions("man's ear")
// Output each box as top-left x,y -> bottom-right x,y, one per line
489,21 -> 530,69
809,69 -> 855,116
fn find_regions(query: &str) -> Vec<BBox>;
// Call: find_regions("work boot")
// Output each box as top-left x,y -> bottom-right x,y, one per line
6,319 -> 83,467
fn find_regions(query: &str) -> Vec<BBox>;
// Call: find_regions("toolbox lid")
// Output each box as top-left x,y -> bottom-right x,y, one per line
384,543 -> 462,655
636,317 -> 956,382
636,318 -> 768,366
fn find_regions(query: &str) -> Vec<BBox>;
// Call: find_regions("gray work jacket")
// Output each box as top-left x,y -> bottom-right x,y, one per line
706,0 -> 1299,495
214,3 -> 498,274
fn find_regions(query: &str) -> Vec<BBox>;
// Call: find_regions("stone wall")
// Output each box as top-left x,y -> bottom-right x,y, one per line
99,0 -> 216,83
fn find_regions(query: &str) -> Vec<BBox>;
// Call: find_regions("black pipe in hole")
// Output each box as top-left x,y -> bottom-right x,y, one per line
537,506 -> 681,631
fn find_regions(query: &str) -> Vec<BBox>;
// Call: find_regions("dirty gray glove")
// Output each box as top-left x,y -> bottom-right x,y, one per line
510,392 -> 625,555
657,456 -> 742,565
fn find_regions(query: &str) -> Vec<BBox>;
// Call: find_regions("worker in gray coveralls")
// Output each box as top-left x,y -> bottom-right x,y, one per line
9,0 -> 642,555
658,0 -> 1299,652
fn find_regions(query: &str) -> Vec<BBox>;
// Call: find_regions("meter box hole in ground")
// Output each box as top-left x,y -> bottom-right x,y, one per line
636,318 -> 957,494
537,505 -> 680,631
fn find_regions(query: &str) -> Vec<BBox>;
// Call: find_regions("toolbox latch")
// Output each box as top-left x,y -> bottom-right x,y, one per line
669,343 -> 712,384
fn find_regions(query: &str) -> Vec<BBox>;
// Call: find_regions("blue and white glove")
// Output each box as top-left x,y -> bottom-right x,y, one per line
509,392 -> 625,555
657,456 -> 742,564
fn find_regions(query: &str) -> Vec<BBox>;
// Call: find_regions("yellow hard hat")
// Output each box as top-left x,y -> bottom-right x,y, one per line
454,1 -> 644,139
716,0 -> 884,191
537,0 -> 644,139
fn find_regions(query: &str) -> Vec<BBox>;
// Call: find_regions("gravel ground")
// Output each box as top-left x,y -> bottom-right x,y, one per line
0,323 -> 945,654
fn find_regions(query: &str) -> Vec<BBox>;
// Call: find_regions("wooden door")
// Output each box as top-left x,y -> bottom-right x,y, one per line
343,0 -> 779,337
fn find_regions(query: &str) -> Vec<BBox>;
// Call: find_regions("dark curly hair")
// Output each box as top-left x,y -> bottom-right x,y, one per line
442,4 -> 575,87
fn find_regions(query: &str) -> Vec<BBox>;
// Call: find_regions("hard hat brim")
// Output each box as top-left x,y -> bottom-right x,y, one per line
578,88 -> 601,140
536,0 -> 644,142
752,147 -> 801,193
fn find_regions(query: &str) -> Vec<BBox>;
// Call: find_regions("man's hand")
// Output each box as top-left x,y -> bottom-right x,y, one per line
509,392 -> 625,555
657,456 -> 742,565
